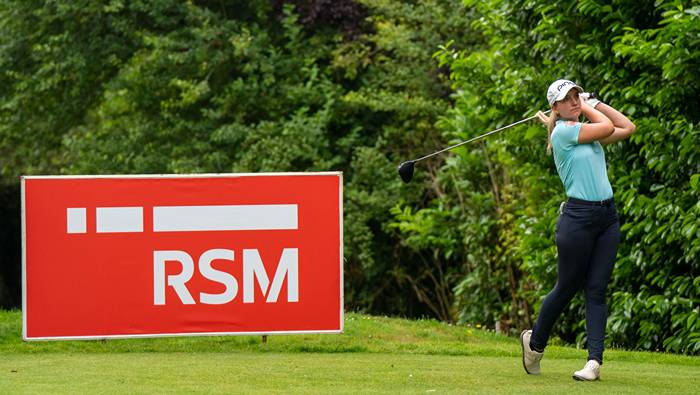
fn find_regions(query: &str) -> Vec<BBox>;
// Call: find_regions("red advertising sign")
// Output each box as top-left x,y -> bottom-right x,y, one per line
21,173 -> 343,340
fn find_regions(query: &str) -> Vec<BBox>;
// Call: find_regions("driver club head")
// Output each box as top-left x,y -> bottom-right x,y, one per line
398,160 -> 415,183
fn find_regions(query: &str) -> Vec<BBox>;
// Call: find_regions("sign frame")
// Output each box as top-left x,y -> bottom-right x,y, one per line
21,172 -> 344,341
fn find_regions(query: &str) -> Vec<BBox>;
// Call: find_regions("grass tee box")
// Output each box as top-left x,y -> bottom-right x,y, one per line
21,173 -> 343,340
2,311 -> 698,394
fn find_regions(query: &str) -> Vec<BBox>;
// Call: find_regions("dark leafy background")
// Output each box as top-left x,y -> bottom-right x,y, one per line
0,0 -> 697,354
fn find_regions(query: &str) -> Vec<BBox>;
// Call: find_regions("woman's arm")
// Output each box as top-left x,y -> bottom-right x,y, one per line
595,102 -> 636,144
578,101 -> 614,144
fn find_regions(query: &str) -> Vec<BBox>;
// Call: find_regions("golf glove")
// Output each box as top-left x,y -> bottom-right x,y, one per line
580,92 -> 601,108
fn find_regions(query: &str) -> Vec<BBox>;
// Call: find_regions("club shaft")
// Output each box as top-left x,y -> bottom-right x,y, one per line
412,110 -> 551,163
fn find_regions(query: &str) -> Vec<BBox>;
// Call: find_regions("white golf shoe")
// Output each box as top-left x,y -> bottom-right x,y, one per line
573,359 -> 600,381
520,330 -> 543,375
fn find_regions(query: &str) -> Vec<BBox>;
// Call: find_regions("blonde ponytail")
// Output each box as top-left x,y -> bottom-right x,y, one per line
543,109 -> 558,155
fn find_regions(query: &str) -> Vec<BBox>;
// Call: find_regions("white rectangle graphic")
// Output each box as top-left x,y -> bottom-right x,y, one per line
66,208 -> 87,234
96,207 -> 144,233
153,204 -> 298,232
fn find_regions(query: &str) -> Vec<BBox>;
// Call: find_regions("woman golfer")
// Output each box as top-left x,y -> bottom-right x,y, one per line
520,79 -> 635,380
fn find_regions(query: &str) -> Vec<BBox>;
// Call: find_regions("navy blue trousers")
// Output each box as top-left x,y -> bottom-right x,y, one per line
530,198 -> 620,364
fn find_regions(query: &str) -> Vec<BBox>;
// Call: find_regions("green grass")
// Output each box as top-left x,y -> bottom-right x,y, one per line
1,310 -> 697,394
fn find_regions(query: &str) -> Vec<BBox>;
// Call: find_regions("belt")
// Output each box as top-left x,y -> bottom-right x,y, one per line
567,197 -> 614,206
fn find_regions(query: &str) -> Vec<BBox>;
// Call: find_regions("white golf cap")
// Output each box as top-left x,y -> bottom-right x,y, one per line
547,79 -> 583,106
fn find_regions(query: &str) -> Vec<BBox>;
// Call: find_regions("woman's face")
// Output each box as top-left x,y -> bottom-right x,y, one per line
553,89 -> 581,120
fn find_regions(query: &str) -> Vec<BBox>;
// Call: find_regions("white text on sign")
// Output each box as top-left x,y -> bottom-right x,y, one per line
153,248 -> 299,305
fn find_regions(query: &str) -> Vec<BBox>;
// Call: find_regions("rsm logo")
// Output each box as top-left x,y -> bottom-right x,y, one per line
153,248 -> 298,305
67,203 -> 300,306
23,173 -> 342,339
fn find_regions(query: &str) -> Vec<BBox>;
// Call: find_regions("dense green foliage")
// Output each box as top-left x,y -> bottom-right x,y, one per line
418,0 -> 699,353
0,0 -> 697,354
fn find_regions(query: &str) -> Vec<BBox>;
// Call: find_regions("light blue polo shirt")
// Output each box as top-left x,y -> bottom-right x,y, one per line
551,120 -> 613,201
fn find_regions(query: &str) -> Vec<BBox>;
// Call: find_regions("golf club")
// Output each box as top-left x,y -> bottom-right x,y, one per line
398,110 -> 551,183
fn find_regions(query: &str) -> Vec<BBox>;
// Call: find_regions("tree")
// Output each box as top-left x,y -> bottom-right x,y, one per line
414,0 -> 699,352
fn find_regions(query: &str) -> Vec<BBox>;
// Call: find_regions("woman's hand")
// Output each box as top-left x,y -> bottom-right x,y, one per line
580,92 -> 601,108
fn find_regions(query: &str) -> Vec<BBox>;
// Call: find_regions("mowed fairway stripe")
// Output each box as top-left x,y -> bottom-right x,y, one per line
1,352 -> 697,394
